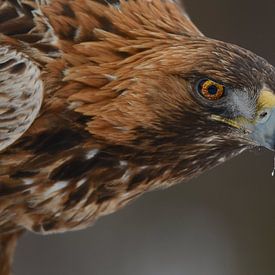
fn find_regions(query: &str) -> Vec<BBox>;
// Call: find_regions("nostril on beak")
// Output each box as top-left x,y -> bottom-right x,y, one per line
250,108 -> 275,151
259,111 -> 268,118
258,109 -> 271,123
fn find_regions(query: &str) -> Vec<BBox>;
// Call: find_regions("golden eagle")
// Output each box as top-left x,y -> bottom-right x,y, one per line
0,0 -> 274,273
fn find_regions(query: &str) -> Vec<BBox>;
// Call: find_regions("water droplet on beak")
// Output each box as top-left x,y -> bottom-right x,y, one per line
271,155 -> 275,177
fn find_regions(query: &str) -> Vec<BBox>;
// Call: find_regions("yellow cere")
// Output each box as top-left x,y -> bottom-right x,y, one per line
257,90 -> 275,110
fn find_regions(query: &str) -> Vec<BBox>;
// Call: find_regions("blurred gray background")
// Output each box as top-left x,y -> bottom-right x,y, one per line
15,0 -> 275,274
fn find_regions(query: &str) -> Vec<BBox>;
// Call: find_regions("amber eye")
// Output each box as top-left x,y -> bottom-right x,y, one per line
197,79 -> 225,100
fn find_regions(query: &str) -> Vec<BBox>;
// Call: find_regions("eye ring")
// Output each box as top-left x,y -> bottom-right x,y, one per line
197,79 -> 225,100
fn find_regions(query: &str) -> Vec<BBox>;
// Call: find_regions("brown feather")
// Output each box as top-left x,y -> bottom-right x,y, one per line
0,1 -> 274,274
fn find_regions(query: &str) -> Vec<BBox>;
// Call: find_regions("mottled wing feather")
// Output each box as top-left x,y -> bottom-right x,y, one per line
0,43 -> 43,151
0,0 -> 59,58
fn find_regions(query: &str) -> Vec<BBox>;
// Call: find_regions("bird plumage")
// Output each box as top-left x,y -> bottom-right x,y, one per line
0,0 -> 274,274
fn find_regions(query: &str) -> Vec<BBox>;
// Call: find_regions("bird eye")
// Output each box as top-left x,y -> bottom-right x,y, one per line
197,79 -> 225,100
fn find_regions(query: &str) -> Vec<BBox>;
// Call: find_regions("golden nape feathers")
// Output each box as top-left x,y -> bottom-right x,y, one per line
0,0 -> 274,274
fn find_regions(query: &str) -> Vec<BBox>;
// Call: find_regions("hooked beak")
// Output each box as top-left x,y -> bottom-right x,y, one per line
249,107 -> 275,151
212,89 -> 275,151
240,90 -> 275,151
247,90 -> 275,151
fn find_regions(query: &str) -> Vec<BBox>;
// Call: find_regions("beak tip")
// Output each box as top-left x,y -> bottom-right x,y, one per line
250,108 -> 275,152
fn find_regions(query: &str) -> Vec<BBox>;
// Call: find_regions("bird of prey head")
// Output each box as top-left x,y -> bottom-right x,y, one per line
0,0 -> 274,273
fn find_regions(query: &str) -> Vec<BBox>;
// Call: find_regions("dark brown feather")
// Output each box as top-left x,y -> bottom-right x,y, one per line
0,1 -> 274,274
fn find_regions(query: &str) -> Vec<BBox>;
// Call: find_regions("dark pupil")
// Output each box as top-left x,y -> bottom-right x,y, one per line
207,85 -> 218,95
